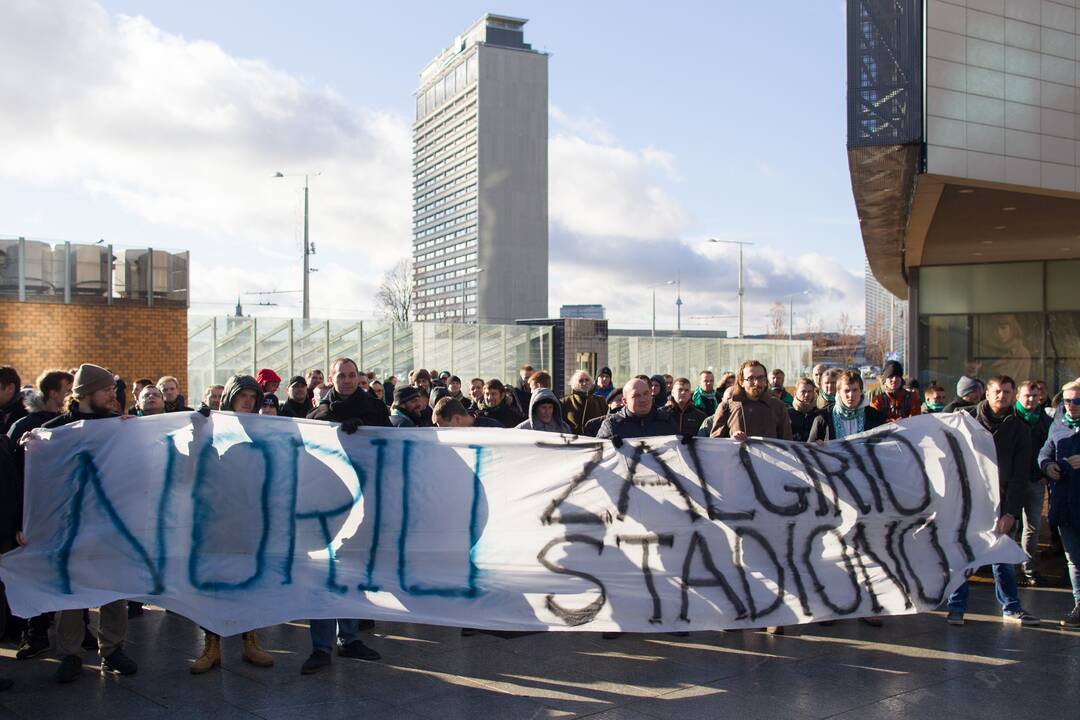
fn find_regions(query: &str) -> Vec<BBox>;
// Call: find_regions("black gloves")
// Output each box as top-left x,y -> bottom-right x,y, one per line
340,418 -> 362,435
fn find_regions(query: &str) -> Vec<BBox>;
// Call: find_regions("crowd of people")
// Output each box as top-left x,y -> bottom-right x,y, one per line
0,356 -> 1078,689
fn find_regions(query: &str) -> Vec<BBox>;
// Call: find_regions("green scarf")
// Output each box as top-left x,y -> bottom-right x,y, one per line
820,391 -> 835,404
1065,413 -> 1080,430
832,402 -> 865,439
924,402 -> 944,413
1014,401 -> 1041,426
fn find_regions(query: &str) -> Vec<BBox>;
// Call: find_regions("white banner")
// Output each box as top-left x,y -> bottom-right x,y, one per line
0,412 -> 1022,635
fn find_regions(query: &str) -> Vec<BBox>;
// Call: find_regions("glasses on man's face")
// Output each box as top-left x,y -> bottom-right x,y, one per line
744,374 -> 767,384
1067,397 -> 1080,406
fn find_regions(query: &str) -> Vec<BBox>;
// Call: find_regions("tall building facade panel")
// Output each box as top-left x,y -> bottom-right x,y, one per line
411,15 -> 548,324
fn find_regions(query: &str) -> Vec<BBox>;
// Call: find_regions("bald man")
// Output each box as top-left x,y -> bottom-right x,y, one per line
597,378 -> 676,440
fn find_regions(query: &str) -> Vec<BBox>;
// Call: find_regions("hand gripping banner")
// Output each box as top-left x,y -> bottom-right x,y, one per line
0,412 -> 1023,635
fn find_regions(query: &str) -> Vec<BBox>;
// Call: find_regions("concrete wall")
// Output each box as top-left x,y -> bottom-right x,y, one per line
926,0 -> 1080,192
476,45 -> 549,323
0,300 -> 188,400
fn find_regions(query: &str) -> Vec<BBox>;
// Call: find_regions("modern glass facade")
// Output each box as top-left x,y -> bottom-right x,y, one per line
916,261 -> 1080,393
187,317 -> 552,394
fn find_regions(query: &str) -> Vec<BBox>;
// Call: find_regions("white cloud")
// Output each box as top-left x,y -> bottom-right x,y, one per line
0,0 -> 412,315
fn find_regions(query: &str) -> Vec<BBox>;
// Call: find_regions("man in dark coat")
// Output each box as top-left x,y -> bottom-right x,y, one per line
481,379 -> 525,429
943,375 -> 984,413
1015,379 -> 1052,586
661,377 -> 706,435
787,377 -> 824,442
280,376 -> 311,418
307,359 -> 391,429
597,378 -> 676,440
946,375 -> 1039,627
0,366 -> 27,436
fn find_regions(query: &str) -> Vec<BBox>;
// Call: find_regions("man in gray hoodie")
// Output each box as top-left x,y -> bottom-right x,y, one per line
515,388 -> 572,433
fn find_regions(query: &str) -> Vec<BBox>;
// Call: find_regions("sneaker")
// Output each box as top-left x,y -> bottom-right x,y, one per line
102,648 -> 138,676
946,612 -> 964,626
300,650 -> 332,675
16,635 -> 50,660
1061,603 -> 1080,630
1003,610 -> 1041,626
338,639 -> 381,661
55,655 -> 83,684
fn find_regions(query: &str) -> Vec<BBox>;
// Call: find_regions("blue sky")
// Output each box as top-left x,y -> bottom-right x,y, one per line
0,1 -> 864,333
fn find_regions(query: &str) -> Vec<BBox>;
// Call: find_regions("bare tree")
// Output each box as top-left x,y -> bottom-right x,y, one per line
375,258 -> 413,322
865,326 -> 889,368
836,312 -> 857,368
768,301 -> 787,338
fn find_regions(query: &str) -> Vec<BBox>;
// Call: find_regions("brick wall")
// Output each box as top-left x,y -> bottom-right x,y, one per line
0,300 -> 188,399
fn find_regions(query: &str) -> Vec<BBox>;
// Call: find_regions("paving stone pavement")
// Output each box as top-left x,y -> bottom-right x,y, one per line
0,580 -> 1077,719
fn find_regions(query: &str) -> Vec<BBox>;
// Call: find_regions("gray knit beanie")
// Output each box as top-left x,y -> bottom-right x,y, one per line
956,375 -> 981,399
73,363 -> 115,398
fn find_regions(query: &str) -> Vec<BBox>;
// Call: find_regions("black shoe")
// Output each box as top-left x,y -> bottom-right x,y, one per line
301,650 -> 332,675
56,655 -> 83,684
338,639 -> 381,661
81,629 -> 97,651
0,678 -> 12,692
1062,603 -> 1080,630
356,619 -> 375,632
102,648 -> 138,676
127,602 -> 144,618
16,635 -> 50,660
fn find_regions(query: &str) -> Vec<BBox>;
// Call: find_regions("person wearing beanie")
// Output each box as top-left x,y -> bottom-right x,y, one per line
307,359 -> 391,429
390,385 -> 424,427
41,364 -> 138,683
944,375 -> 985,413
279,376 -> 310,418
868,360 -> 921,422
255,368 -> 282,395
593,367 -> 615,400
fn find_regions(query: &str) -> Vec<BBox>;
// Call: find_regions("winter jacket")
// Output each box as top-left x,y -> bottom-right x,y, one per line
7,409 -> 59,479
163,397 -> 193,413
661,399 -> 707,436
596,406 -> 676,440
964,402 -> 1031,519
1015,407 -> 1051,482
583,414 -> 607,438
279,398 -> 311,418
691,387 -> 719,417
516,388 -> 572,433
390,408 -> 421,428
593,383 -> 615,400
220,375 -> 262,413
710,391 -> 793,440
1039,408 -> 1080,476
481,400 -> 525,429
0,394 -> 28,437
868,387 -> 922,422
942,397 -> 977,414
650,375 -> 669,409
771,387 -> 794,406
787,405 -> 824,442
807,404 -> 886,442
1045,429 -> 1080,529
0,435 -> 20,552
307,387 -> 392,427
512,381 -> 531,418
561,391 -> 608,435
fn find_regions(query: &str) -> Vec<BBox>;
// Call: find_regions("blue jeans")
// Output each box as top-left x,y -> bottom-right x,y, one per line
309,619 -> 359,653
946,563 -> 1021,615
1059,525 -> 1080,604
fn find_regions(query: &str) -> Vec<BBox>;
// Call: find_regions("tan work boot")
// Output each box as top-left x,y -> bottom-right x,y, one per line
242,630 -> 274,668
190,632 -> 221,674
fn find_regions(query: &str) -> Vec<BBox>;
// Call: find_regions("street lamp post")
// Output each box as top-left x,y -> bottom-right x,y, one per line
787,290 -> 810,340
708,238 -> 755,338
274,171 -> 320,320
649,280 -> 676,338
462,267 -> 484,323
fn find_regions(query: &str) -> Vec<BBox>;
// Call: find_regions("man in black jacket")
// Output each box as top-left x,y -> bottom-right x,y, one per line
946,375 -> 1040,627
597,379 -> 676,440
481,379 -> 524,428
0,366 -> 26,436
38,364 -> 139,683
307,358 -> 391,429
787,378 -> 823,442
661,378 -> 706,435
1015,379 -> 1052,586
279,376 -> 310,418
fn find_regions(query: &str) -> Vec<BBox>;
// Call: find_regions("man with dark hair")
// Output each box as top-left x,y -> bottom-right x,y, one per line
433,397 -> 502,427
280,376 -> 310,418
40,364 -> 138,683
0,366 -> 26,435
868,360 -> 921,422
304,368 -> 325,407
787,377 -> 824,442
481,379 -> 525,428
711,360 -> 793,442
307,358 -> 391,429
1015,379 -> 1052,586
562,371 -> 607,435
769,369 -> 793,406
135,385 -> 165,416
922,382 -> 946,413
597,378 -> 676,440
662,377 -> 707,435
513,365 -> 534,415
202,384 -> 225,411
692,370 -> 718,416
467,377 -> 485,415
947,375 -> 1039,627
131,378 -> 154,413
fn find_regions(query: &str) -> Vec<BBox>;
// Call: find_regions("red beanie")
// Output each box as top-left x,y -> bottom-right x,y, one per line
255,368 -> 282,391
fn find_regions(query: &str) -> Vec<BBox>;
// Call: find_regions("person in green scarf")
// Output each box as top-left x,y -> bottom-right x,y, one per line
808,370 -> 885,442
691,369 -> 718,416
769,368 -> 794,406
1015,380 -> 1052,586
815,368 -> 839,410
921,382 -> 946,413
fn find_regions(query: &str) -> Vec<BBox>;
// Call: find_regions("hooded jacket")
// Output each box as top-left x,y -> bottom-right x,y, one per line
596,405 -> 676,440
482,398 -> 525,429
279,397 -> 311,418
561,390 -> 608,435
964,401 -> 1030,518
219,374 -> 263,413
308,386 -> 392,427
649,375 -> 670,409
516,388 -> 572,433
1042,422 -> 1080,530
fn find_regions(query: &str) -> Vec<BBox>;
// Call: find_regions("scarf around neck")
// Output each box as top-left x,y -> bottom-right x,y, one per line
1014,400 -> 1042,426
832,402 -> 864,439
1065,412 -> 1080,430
